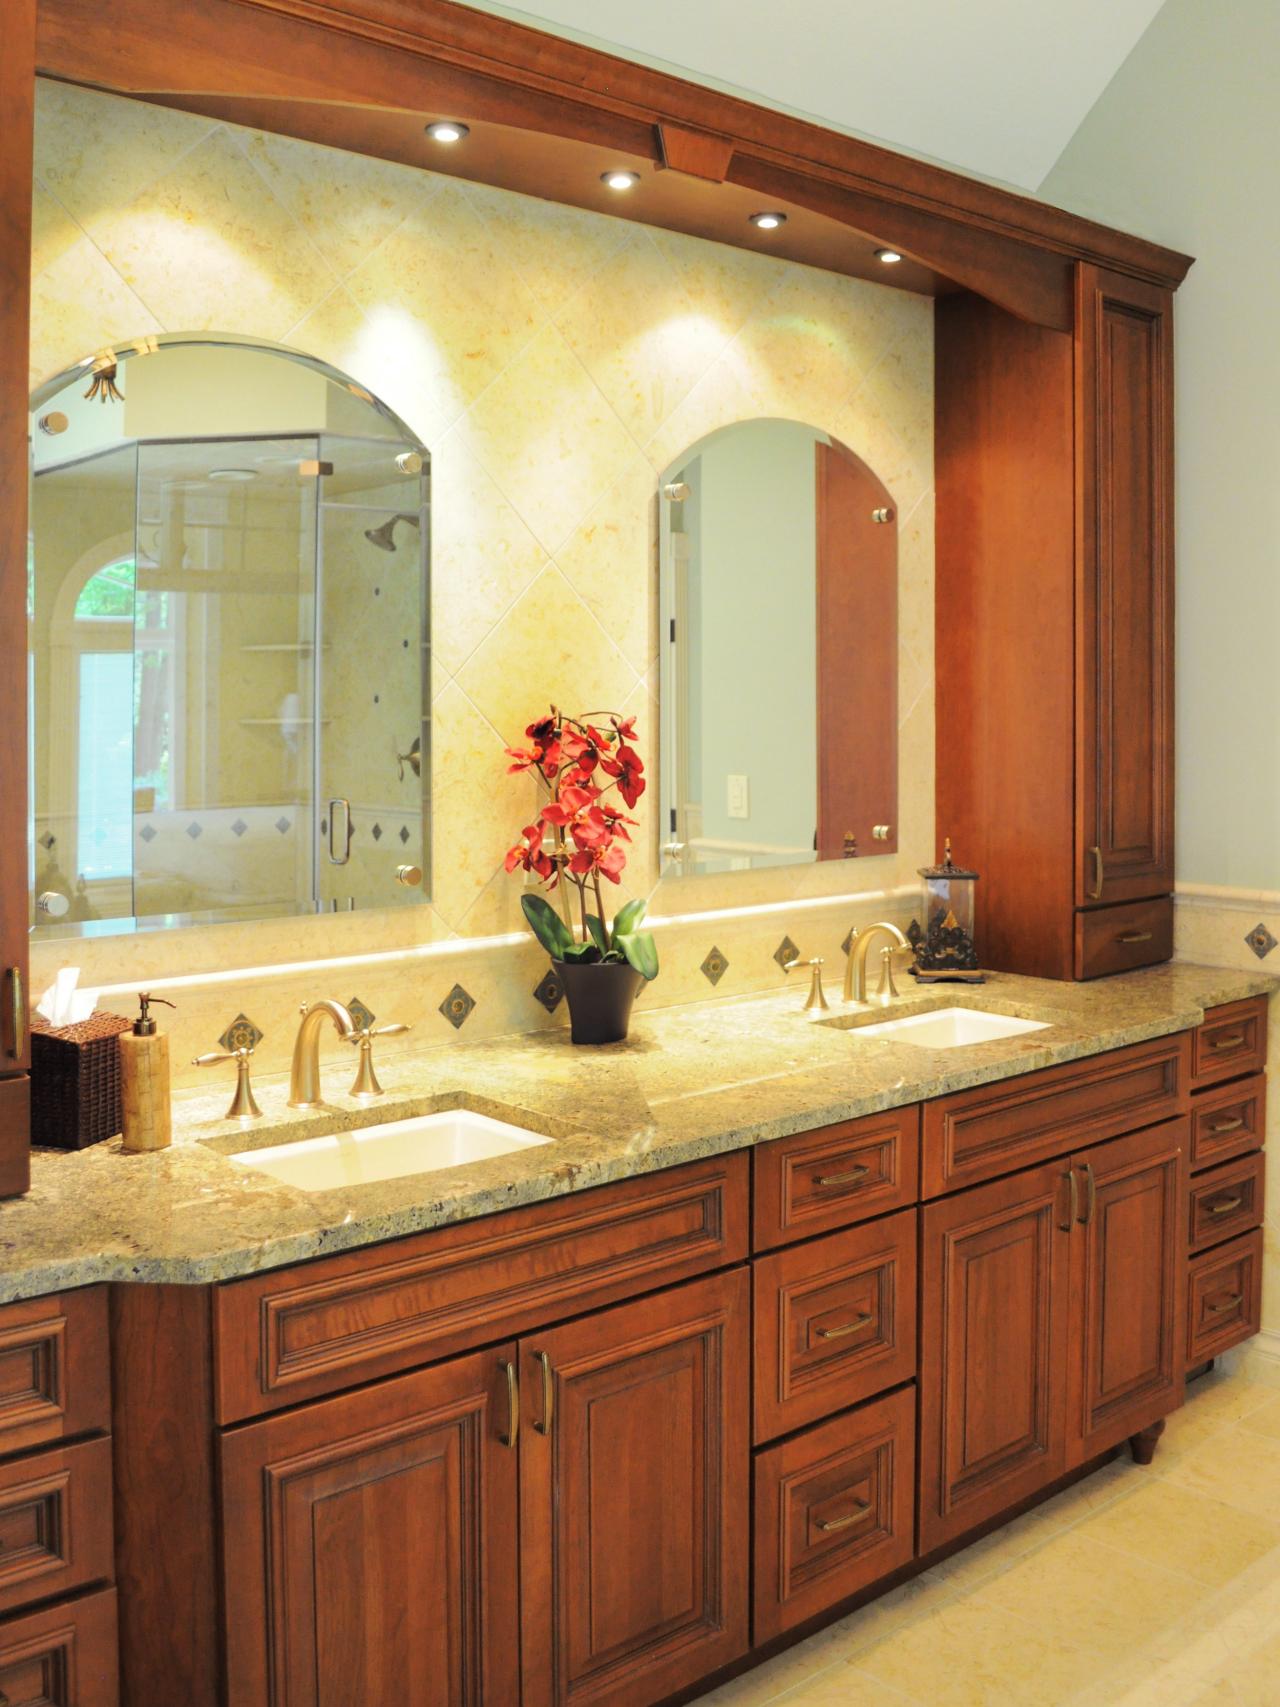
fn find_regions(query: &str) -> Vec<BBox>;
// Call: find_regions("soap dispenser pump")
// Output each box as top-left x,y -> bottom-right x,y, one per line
120,993 -> 176,1153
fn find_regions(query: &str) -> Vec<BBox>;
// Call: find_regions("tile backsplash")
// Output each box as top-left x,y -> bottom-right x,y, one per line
29,78 -> 934,1056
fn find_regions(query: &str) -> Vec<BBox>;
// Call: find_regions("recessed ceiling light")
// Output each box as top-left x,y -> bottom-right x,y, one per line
875,248 -> 904,265
426,121 -> 469,144
208,468 -> 256,483
601,170 -> 640,191
749,211 -> 787,231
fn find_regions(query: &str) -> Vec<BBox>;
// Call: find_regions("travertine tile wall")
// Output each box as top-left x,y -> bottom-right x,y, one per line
28,78 -> 934,1073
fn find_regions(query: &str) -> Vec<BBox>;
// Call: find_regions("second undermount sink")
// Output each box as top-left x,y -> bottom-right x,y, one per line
842,1006 -> 1051,1049
226,1108 -> 553,1192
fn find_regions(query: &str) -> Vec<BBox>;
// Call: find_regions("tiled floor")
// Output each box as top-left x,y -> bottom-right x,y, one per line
695,1363 -> 1280,1707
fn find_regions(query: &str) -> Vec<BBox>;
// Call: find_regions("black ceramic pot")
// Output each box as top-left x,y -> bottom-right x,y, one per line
555,960 -> 646,1045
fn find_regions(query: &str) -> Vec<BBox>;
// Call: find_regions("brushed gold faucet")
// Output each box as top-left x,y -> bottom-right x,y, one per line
288,999 -> 357,1108
844,922 -> 911,1004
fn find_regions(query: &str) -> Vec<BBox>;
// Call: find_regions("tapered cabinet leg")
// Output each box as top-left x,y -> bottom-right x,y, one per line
1129,1417 -> 1166,1466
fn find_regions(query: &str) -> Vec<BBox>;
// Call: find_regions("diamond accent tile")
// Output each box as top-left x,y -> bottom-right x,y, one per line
533,968 -> 563,1013
773,936 -> 799,970
1245,922 -> 1277,960
186,821 -> 203,839
231,818 -> 248,838
842,927 -> 856,957
399,825 -> 411,844
347,996 -> 376,1032
275,816 -> 291,834
440,984 -> 476,1029
218,1013 -> 263,1053
139,823 -> 157,843
371,823 -> 383,842
38,831 -> 56,851
701,947 -> 729,986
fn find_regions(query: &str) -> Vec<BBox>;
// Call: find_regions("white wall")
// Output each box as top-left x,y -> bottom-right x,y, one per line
1039,0 -> 1280,893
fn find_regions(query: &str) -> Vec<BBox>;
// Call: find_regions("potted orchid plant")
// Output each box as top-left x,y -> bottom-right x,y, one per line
505,708 -> 658,1044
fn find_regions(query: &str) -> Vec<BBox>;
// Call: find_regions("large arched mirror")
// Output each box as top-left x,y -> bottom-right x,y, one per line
659,418 -> 898,876
28,335 -> 430,936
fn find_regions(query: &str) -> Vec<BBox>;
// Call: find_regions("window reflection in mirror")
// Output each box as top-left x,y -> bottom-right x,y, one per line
27,336 -> 430,936
659,419 -> 897,876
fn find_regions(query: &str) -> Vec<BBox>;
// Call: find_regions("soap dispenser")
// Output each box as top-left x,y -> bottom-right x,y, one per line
120,993 -> 176,1153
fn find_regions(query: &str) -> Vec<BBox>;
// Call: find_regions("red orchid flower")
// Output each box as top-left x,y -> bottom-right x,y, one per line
504,824 -> 557,883
568,842 -> 626,883
601,743 -> 645,808
560,728 -> 604,783
611,714 -> 638,743
599,801 -> 636,841
569,805 -> 614,851
540,782 -> 599,826
504,745 -> 541,774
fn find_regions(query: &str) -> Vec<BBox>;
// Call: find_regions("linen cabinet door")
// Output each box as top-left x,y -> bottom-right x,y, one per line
1075,263 -> 1174,919
520,1269 -> 750,1707
1067,1119 -> 1186,1465
919,1161 -> 1073,1553
220,1346 -> 520,1707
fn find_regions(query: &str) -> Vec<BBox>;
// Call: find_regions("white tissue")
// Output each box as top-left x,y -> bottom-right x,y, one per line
36,967 -> 98,1028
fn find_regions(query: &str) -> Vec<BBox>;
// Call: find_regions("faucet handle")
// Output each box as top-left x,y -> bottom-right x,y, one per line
193,1046 -> 262,1121
874,945 -> 901,1005
784,957 -> 829,1013
346,1021 -> 411,1099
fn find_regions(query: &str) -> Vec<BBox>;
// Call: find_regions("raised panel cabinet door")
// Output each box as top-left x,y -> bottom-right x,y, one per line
919,1160 -> 1073,1554
1075,263 -> 1174,911
1067,1119 -> 1187,1464
519,1268 -> 750,1707
220,1344 -> 521,1707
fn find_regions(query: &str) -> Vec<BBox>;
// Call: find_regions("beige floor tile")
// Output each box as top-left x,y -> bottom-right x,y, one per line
780,1666 -> 921,1704
1238,1390 -> 1280,1441
1156,1369 -> 1277,1461
1163,1423 -> 1280,1525
851,1596 -> 1092,1707
1073,1473 -> 1280,1587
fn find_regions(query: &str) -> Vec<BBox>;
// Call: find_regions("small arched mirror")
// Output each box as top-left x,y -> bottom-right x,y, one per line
659,418 -> 898,875
28,334 -> 429,935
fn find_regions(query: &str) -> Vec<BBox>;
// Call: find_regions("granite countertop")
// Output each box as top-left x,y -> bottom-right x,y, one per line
0,962 -> 1271,1302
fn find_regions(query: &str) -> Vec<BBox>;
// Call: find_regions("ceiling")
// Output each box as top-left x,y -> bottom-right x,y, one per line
455,0 -> 1167,191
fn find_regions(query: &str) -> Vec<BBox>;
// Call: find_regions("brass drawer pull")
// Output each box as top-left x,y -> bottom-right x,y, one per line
498,1359 -> 519,1448
814,1164 -> 871,1188
817,1498 -> 871,1532
1209,1034 -> 1246,1051
1207,1195 -> 1245,1216
1207,1293 -> 1243,1315
1088,846 -> 1104,901
2,965 -> 22,1061
533,1349 -> 554,1437
817,1311 -> 873,1340
1081,1162 -> 1097,1225
1208,1116 -> 1246,1135
1060,1167 -> 1079,1232
1116,930 -> 1153,944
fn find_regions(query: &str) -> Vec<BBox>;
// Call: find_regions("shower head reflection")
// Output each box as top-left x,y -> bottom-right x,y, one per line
363,513 -> 422,553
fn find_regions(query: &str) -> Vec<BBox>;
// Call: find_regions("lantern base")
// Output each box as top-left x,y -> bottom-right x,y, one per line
908,966 -> 987,985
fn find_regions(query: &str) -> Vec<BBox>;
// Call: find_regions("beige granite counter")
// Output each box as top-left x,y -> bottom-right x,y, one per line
0,963 -> 1271,1302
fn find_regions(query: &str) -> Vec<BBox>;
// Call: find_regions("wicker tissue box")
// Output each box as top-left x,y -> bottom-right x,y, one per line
30,1010 -> 132,1150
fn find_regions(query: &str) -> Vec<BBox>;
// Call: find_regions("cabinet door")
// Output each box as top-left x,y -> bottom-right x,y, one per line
220,1345 -> 520,1707
1068,1119 -> 1186,1464
1076,263 -> 1174,911
520,1269 -> 750,1707
919,1161 -> 1073,1553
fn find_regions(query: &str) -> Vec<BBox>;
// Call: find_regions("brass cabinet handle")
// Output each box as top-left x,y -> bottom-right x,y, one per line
1116,930 -> 1153,944
498,1359 -> 519,1449
1060,1168 -> 1079,1232
1207,1195 -> 1245,1216
1207,1293 -> 1243,1315
1081,1162 -> 1097,1225
1208,1116 -> 1246,1135
1088,846 -> 1104,901
533,1350 -> 554,1437
814,1164 -> 870,1188
1210,1034 -> 1246,1051
327,797 -> 352,867
817,1498 -> 871,1533
817,1312 -> 873,1341
2,966 -> 22,1060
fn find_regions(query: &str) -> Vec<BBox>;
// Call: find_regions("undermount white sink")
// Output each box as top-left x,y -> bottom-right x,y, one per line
845,1007 -> 1050,1049
227,1108 -> 552,1192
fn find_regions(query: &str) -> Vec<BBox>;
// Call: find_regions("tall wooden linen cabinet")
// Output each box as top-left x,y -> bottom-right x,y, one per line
936,265 -> 1175,982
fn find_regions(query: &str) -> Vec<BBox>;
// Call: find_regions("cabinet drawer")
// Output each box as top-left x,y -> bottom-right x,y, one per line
0,1585 -> 118,1707
214,1152 -> 749,1421
753,1209 -> 916,1442
1190,1075 -> 1266,1174
1191,998 -> 1269,1089
0,1288 -> 110,1456
1074,897 -> 1173,980
1188,1152 -> 1264,1254
753,1107 -> 920,1251
0,1436 -> 114,1618
753,1386 -> 915,1645
1187,1229 -> 1263,1364
922,1032 -> 1189,1198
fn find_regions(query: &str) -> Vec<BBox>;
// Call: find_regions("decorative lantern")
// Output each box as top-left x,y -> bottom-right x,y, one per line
908,838 -> 985,983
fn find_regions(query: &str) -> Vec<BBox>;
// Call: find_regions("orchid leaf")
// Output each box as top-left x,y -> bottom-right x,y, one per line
560,942 -> 602,964
611,897 -> 647,942
616,929 -> 659,981
521,893 -> 574,960
585,914 -> 610,956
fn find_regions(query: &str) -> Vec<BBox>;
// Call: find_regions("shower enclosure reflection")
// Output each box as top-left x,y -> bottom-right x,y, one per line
28,337 -> 430,934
